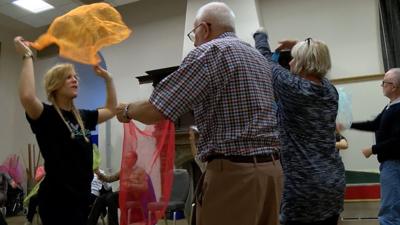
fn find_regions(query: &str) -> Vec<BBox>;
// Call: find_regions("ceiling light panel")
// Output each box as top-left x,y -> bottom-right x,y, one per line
12,0 -> 54,13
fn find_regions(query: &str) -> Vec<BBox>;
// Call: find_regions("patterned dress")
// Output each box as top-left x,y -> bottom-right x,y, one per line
254,31 -> 345,223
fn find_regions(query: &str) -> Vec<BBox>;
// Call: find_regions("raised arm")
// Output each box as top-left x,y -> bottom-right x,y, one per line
93,65 -> 117,124
253,28 -> 273,58
15,36 -> 43,120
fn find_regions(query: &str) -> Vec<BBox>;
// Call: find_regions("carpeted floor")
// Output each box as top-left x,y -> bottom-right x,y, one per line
5,215 -> 189,225
4,215 -> 379,225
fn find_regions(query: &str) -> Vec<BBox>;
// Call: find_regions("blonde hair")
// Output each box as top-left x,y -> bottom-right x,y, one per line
44,63 -> 89,142
290,39 -> 331,78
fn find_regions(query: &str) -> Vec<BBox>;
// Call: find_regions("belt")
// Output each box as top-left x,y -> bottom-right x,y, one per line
206,153 -> 279,163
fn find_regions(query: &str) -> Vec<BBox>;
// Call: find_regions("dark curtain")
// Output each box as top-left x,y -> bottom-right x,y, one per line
379,0 -> 400,71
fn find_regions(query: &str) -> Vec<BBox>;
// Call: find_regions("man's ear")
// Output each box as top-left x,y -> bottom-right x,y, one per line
202,23 -> 212,41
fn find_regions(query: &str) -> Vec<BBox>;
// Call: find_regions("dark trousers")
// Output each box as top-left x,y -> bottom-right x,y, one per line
87,191 -> 119,225
26,194 -> 39,222
39,193 -> 89,225
0,213 -> 7,225
284,214 -> 339,225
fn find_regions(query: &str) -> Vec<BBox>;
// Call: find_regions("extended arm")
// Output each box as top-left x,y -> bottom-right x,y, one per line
116,101 -> 164,125
94,65 -> 117,124
351,113 -> 382,132
15,36 -> 43,120
95,169 -> 120,183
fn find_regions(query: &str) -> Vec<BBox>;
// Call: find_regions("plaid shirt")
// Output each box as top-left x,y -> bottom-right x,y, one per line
150,32 -> 279,161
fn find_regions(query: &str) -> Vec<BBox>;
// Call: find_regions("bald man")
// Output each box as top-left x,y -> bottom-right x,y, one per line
348,68 -> 400,225
116,2 -> 282,225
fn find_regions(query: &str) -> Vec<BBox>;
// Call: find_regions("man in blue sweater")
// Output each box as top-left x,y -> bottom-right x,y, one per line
349,68 -> 400,225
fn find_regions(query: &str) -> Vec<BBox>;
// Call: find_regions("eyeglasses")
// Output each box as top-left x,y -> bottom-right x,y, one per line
187,22 -> 211,42
68,73 -> 80,81
305,37 -> 312,46
381,81 -> 394,87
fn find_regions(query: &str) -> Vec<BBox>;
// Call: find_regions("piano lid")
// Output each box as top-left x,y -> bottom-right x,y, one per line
136,66 -> 179,87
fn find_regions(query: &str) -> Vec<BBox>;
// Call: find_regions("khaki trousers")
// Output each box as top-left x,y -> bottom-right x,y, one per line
196,158 -> 283,225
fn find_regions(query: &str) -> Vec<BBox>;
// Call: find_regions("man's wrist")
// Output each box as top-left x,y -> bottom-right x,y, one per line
371,145 -> 377,155
124,104 -> 132,120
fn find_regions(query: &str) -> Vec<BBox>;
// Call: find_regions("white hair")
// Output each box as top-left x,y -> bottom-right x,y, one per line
195,2 -> 236,32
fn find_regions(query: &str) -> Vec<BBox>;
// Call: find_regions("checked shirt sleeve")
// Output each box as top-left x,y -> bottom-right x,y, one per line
149,48 -> 213,122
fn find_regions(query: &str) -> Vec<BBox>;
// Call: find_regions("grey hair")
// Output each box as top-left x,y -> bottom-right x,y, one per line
388,68 -> 400,87
291,39 -> 331,78
195,2 -> 236,32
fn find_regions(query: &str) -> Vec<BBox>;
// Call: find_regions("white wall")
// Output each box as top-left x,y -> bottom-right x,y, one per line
0,0 -> 187,172
337,81 -> 385,171
258,0 -> 384,171
0,30 -> 23,162
183,0 -> 261,57
259,0 -> 383,77
98,0 -> 187,172
1,0 -> 387,173
0,26 -> 41,167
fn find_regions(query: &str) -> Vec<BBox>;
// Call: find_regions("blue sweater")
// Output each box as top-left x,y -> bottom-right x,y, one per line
351,103 -> 400,163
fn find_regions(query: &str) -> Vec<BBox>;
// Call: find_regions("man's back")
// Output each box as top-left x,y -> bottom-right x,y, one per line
151,33 -> 279,160
141,3 -> 284,225
187,32 -> 279,159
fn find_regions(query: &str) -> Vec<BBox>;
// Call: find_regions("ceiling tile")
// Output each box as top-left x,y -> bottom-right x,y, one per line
58,2 -> 82,13
40,2 -> 81,21
104,0 -> 116,7
0,0 -> 141,29
39,8 -> 66,22
0,3 -> 31,19
105,0 -> 140,7
18,13 -> 51,27
45,0 -> 74,7
0,0 -> 12,6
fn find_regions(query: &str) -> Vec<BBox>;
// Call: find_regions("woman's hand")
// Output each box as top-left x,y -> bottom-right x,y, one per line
93,65 -> 112,79
255,27 -> 266,33
14,36 -> 33,56
116,103 -> 132,123
276,39 -> 298,51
